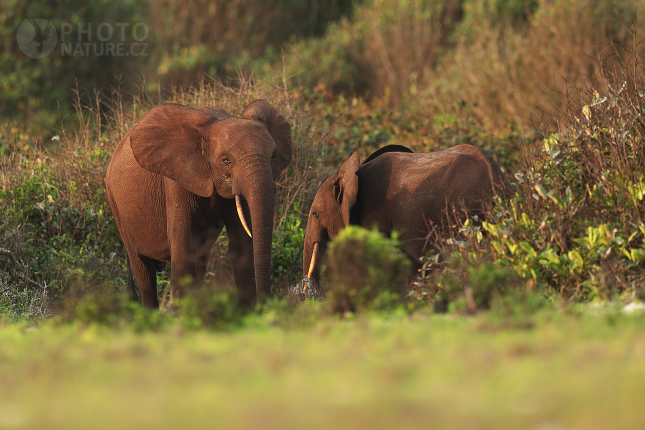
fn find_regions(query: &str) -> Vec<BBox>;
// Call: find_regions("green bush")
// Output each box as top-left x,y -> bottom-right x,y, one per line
275,0 -> 462,100
431,252 -> 518,313
325,226 -> 411,314
0,143 -> 125,317
272,202 -> 306,289
55,281 -> 169,331
481,54 -> 645,299
419,249 -> 546,328
175,284 -> 241,330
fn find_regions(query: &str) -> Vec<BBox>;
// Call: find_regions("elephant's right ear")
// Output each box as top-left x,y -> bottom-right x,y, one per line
334,152 -> 360,226
130,103 -> 219,197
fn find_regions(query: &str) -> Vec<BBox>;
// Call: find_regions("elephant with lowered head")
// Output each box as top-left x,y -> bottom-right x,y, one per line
303,144 -> 512,282
106,100 -> 292,308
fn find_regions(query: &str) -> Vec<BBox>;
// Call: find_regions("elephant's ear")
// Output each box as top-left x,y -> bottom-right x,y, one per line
242,100 -> 292,180
335,152 -> 360,227
130,103 -> 219,197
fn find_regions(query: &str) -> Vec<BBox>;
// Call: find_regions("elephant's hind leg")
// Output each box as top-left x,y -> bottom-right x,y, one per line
129,253 -> 160,309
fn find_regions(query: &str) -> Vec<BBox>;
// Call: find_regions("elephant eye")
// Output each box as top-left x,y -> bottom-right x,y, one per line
221,157 -> 232,166
313,212 -> 319,219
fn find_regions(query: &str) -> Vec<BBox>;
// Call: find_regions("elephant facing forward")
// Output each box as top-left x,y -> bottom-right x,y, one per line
106,100 -> 292,308
303,144 -> 513,281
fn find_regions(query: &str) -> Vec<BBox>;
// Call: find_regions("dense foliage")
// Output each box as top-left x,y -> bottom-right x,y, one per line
1,0 -> 645,323
1,0 -> 354,128
5,0 -> 645,129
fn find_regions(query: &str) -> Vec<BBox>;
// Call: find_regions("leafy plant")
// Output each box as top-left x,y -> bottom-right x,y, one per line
272,202 -> 306,289
325,226 -> 411,314
175,284 -> 241,330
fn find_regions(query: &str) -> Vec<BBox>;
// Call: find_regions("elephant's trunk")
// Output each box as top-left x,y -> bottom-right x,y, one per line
241,157 -> 275,303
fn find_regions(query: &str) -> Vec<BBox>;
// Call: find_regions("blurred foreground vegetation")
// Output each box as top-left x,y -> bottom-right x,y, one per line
2,307 -> 645,429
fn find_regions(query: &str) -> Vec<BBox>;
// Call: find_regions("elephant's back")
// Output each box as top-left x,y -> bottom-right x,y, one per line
363,145 -> 499,221
372,145 -> 489,189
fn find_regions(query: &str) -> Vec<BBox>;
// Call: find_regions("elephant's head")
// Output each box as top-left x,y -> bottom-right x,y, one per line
303,152 -> 360,282
302,145 -> 413,282
130,100 -> 292,300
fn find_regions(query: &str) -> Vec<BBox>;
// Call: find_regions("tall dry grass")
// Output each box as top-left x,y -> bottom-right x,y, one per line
347,0 -> 463,103
437,0 -> 645,126
283,0 -> 645,127
149,0 -> 354,87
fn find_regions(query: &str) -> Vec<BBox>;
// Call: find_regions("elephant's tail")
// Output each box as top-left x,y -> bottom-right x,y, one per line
485,154 -> 515,199
125,255 -> 139,302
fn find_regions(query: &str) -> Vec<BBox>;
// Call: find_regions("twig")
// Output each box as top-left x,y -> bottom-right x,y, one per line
0,248 -> 16,264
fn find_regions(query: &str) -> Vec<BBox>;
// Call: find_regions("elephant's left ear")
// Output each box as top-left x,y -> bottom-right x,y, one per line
242,100 -> 292,180
335,151 -> 360,227
130,103 -> 218,197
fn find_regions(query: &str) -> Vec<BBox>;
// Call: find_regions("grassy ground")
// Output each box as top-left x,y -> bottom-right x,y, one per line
2,308 -> 645,430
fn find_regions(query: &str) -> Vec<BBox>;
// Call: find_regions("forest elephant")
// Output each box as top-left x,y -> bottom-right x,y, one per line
106,100 -> 292,308
303,144 -> 513,282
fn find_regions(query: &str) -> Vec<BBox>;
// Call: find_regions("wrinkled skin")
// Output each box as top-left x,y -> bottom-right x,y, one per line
303,144 -> 513,281
106,100 -> 292,308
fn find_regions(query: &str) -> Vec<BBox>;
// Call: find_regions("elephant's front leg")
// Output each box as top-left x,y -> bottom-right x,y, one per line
168,239 -> 198,301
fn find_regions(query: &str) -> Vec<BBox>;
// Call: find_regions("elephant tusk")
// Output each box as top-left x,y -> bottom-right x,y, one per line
235,195 -> 252,238
306,242 -> 319,280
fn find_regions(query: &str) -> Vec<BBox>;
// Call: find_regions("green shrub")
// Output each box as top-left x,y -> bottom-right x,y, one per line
481,52 -> 645,299
418,248 -> 546,328
325,226 -> 411,314
276,0 -> 462,101
2,0 -> 355,128
272,202 -> 306,290
175,284 -> 240,330
0,138 -> 125,317
55,281 -> 169,331
265,20 -> 365,95
432,252 -> 518,312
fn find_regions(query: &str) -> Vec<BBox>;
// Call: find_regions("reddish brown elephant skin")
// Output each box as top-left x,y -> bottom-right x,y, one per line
303,144 -> 513,281
106,100 -> 291,308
